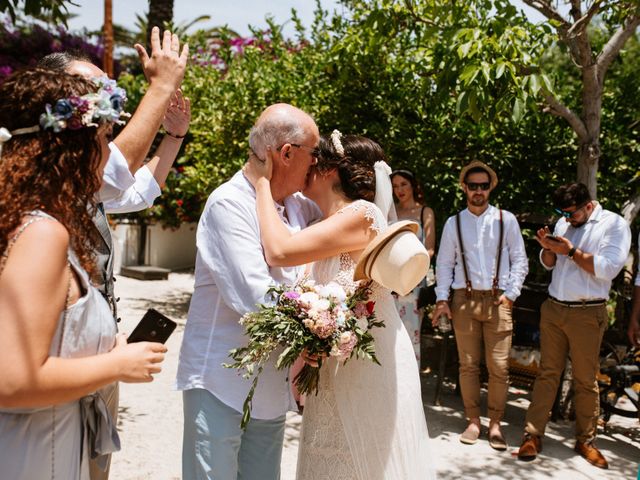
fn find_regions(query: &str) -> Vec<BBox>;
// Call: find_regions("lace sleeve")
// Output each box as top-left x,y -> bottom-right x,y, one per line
338,199 -> 387,234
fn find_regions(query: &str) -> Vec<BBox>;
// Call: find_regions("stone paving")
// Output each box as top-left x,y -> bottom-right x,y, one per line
110,272 -> 639,479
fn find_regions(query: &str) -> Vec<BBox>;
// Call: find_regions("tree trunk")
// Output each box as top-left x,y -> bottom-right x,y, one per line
576,141 -> 599,199
146,0 -> 174,50
622,191 -> 640,224
577,64 -> 602,199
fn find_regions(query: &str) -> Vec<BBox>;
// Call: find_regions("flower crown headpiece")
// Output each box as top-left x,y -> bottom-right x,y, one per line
39,76 -> 129,132
0,76 -> 129,157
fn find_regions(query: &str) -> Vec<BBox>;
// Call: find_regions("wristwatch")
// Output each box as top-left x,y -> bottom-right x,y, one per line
567,246 -> 577,259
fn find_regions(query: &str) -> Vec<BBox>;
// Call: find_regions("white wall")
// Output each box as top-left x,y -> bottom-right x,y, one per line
111,222 -> 197,272
145,223 -> 197,270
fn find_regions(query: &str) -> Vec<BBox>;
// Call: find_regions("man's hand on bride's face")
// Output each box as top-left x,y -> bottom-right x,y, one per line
243,145 -> 274,187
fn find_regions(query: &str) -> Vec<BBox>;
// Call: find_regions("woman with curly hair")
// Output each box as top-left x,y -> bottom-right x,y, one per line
0,68 -> 167,480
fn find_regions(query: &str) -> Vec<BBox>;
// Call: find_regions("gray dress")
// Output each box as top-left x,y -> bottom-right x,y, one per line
0,211 -> 120,480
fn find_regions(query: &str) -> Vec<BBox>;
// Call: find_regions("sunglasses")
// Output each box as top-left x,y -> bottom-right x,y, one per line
465,182 -> 491,191
554,202 -> 589,219
290,143 -> 320,163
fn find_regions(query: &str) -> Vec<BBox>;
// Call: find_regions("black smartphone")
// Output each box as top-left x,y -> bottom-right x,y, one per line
127,308 -> 177,344
544,233 -> 562,242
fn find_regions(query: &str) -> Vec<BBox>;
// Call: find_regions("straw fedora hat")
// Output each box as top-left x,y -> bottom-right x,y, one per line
459,160 -> 498,191
353,221 -> 430,296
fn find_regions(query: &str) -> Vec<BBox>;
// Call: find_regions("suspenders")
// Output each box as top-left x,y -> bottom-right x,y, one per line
455,209 -> 504,297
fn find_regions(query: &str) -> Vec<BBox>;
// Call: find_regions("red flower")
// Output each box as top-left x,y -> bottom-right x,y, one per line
366,301 -> 376,315
176,199 -> 184,207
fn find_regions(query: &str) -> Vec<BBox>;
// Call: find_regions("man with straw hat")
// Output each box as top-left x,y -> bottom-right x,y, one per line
432,160 -> 528,450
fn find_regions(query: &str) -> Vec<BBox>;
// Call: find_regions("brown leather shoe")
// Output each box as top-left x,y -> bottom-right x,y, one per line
574,441 -> 609,469
517,433 -> 542,461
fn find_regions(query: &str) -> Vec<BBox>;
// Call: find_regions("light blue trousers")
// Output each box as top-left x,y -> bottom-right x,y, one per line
182,389 -> 285,480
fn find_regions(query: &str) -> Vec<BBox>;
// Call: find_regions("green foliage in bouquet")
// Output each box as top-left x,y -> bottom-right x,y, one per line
225,280 -> 384,429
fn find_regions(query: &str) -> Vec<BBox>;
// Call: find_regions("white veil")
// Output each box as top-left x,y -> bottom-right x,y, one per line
373,160 -> 397,224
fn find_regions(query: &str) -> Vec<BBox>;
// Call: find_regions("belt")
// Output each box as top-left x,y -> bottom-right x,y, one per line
549,296 -> 606,308
454,288 -> 500,297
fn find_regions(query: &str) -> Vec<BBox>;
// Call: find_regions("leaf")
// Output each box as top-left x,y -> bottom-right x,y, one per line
459,64 -> 480,86
495,61 -> 506,79
468,91 -> 481,122
457,41 -> 473,59
512,97 -> 525,123
528,74 -> 541,95
276,346 -> 292,368
481,63 -> 491,84
456,91 -> 469,115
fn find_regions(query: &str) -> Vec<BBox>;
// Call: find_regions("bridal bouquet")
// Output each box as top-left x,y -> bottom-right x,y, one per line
225,280 -> 383,428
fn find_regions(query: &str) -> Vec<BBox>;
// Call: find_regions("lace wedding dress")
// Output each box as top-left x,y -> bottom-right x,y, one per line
296,200 -> 437,480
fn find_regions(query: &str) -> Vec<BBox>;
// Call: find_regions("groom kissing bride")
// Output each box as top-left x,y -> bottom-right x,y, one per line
176,103 -> 437,480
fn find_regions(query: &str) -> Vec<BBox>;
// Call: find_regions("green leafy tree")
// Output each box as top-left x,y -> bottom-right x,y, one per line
342,0 -> 639,219
114,2 -> 638,231
0,0 -> 74,25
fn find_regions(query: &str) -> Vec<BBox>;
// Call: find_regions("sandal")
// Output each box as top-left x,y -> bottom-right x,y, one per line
460,424 -> 481,445
489,432 -> 508,451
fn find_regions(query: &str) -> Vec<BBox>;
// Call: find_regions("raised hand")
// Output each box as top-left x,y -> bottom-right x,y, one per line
163,89 -> 191,137
134,26 -> 189,93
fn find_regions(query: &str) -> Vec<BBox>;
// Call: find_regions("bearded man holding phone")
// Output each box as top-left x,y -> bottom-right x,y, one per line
517,182 -> 631,469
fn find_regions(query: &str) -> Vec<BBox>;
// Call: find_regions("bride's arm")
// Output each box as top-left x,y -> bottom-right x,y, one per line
244,155 -> 377,267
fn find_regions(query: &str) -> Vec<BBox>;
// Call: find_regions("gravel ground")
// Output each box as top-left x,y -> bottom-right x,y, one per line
110,272 -> 640,479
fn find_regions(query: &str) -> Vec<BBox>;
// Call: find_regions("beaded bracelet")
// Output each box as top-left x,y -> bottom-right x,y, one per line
165,130 -> 187,139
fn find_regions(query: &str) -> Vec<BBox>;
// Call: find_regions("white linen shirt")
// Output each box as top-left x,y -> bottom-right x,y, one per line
542,203 -> 631,301
435,205 -> 528,302
97,143 -> 161,213
176,171 -> 321,420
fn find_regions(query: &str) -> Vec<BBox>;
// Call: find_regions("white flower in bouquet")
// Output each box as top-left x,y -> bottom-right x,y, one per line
356,315 -> 369,331
299,291 -> 320,307
311,298 -> 331,312
339,331 -> 353,344
316,282 -> 347,302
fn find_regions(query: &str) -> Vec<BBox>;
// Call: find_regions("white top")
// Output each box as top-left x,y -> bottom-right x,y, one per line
435,205 -> 528,302
97,143 -> 161,213
542,203 -> 631,301
176,171 -> 321,420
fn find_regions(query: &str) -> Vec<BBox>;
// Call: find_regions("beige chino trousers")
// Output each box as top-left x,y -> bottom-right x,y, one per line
525,299 -> 607,442
451,289 -> 513,422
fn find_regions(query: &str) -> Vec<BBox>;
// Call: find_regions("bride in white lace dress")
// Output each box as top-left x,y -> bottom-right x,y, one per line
244,131 -> 436,480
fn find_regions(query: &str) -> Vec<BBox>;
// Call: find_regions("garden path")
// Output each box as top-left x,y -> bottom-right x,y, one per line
110,273 -> 639,479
